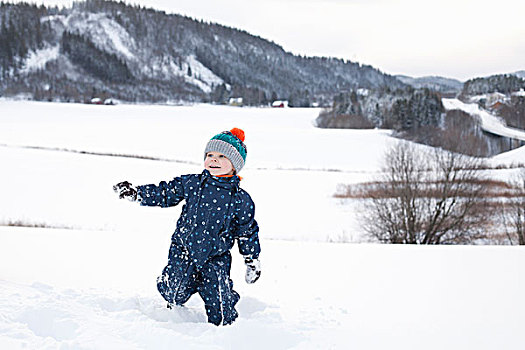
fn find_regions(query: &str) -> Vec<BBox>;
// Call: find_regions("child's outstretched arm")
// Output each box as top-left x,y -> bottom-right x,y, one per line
136,178 -> 185,207
113,178 -> 185,208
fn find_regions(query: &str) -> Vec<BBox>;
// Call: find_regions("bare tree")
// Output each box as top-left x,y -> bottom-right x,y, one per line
500,169 -> 525,245
360,142 -> 489,244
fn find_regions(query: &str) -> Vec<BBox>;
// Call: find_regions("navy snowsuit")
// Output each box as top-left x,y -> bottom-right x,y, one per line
136,170 -> 260,325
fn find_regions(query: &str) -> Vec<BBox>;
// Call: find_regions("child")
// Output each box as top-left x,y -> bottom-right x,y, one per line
113,128 -> 261,326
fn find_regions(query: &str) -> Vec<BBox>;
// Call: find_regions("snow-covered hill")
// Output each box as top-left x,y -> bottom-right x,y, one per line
1,1 -> 405,104
31,10 -> 224,94
395,75 -> 463,93
1,101 -> 525,349
443,98 -> 525,142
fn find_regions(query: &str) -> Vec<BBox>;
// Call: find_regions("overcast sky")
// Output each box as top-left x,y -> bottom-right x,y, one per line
12,0 -> 525,81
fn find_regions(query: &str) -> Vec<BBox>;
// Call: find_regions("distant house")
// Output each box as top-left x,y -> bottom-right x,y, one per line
228,97 -> 243,106
485,92 -> 506,106
272,100 -> 288,108
489,101 -> 504,111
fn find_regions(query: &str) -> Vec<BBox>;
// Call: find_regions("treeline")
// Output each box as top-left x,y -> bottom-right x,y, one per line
498,95 -> 525,130
0,2 -> 50,78
461,74 -> 525,96
316,84 -> 522,157
317,87 -> 444,132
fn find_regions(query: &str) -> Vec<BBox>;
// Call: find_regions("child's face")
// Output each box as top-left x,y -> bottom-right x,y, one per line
204,152 -> 235,176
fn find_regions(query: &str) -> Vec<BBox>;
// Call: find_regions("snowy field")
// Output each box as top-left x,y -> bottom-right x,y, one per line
1,100 -> 525,349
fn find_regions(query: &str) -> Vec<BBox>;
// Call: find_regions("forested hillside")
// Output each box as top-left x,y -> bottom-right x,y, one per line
317,73 -> 525,157
0,0 -> 405,104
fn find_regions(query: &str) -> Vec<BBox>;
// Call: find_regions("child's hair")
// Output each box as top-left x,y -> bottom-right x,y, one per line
204,128 -> 247,173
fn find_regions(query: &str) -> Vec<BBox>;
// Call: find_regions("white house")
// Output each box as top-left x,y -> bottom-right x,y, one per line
271,100 -> 288,108
228,97 -> 243,106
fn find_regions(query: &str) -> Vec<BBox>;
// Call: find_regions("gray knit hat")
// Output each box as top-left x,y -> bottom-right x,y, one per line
204,128 -> 247,173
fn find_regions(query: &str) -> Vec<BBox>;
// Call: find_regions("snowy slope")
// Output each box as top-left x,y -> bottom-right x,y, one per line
442,98 -> 525,141
184,55 -> 226,93
66,12 -> 138,61
1,101 -> 525,349
492,144 -> 525,164
29,12 -> 226,93
21,45 -> 60,74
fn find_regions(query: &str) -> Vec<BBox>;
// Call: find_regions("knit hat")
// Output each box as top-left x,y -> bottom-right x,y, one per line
204,128 -> 247,173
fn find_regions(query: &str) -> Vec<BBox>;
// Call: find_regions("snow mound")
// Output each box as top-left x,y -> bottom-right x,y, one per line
492,144 -> 525,164
0,279 -> 300,350
1,228 -> 525,350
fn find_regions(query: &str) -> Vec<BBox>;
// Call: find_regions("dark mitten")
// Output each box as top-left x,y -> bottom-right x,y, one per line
244,257 -> 261,284
113,181 -> 138,201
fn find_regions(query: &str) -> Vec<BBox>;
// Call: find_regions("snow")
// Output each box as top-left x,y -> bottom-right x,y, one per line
468,94 -> 487,103
1,228 -> 524,349
492,144 -> 525,164
41,15 -> 67,24
21,45 -> 60,74
66,12 -> 137,61
356,88 -> 369,96
185,55 -> 225,93
1,100 -> 525,349
512,89 -> 525,97
144,54 -> 226,92
442,98 -> 525,141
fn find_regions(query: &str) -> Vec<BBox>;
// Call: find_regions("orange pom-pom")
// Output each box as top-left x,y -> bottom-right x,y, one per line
230,127 -> 245,142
